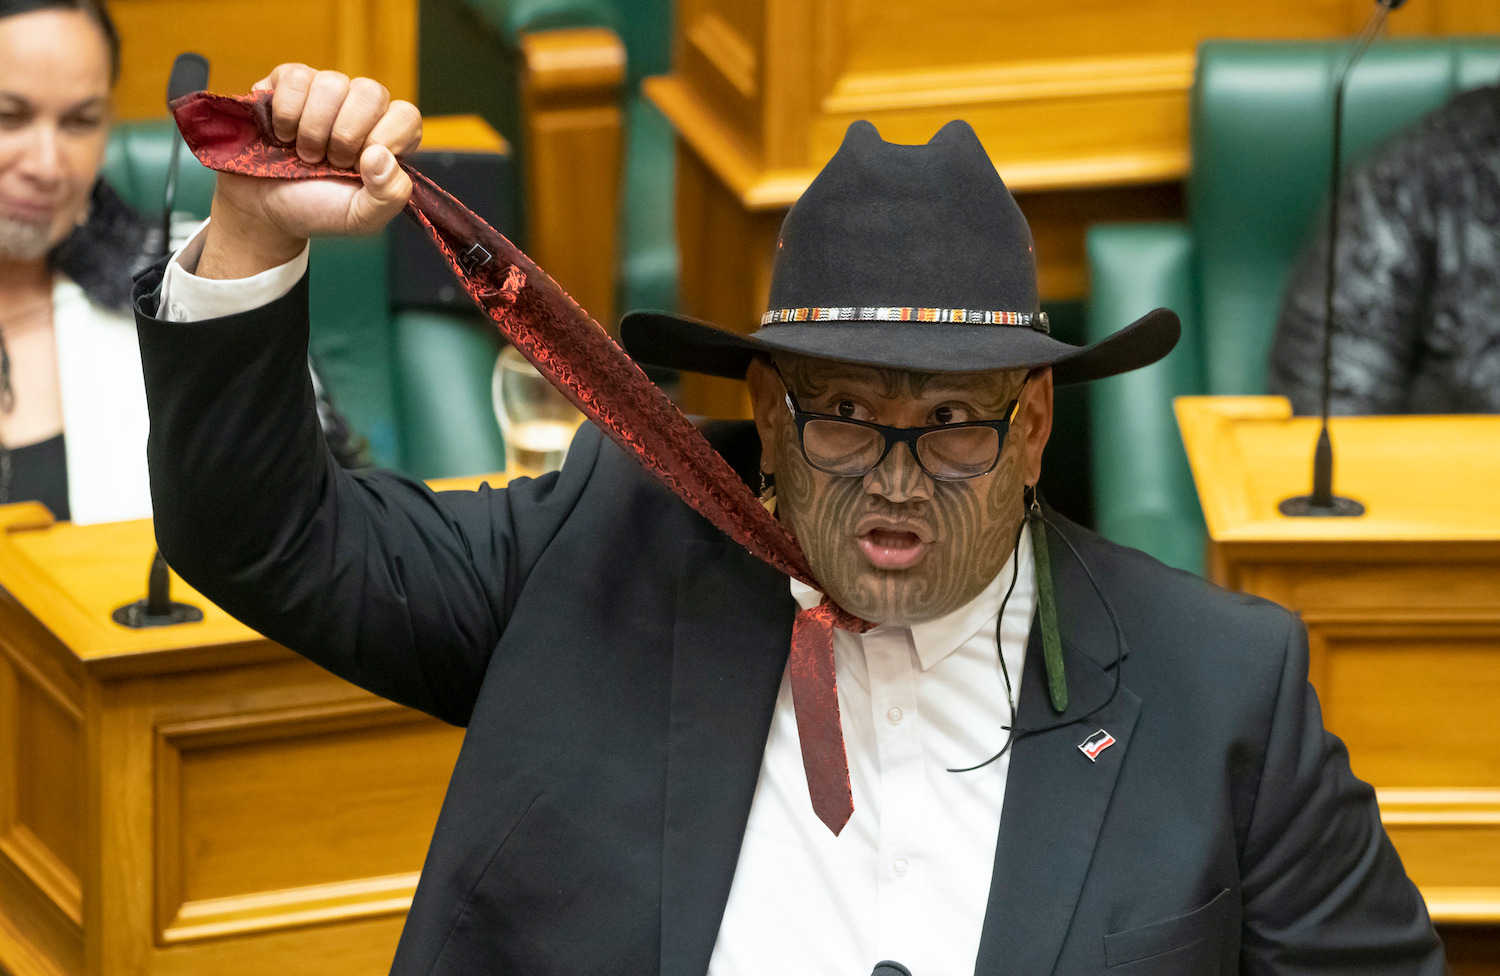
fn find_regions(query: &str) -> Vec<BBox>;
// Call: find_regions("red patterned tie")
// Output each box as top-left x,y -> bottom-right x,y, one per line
171,90 -> 866,835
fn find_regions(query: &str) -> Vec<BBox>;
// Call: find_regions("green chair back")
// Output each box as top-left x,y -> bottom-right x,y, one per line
1191,38 -> 1500,396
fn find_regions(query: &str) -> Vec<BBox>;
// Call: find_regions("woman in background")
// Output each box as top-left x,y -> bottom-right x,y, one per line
0,0 -> 145,522
0,0 -> 362,524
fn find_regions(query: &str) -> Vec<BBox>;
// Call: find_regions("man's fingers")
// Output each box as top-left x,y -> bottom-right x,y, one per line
366,100 -> 423,158
295,70 -> 352,165
267,64 -> 315,142
327,78 -> 391,170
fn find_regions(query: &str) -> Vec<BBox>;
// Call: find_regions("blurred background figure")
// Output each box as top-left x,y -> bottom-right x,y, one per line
0,0 -> 364,524
1270,84 -> 1500,415
0,0 -> 149,523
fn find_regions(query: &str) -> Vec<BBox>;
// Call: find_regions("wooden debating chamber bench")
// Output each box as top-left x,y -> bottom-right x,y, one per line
1178,397 -> 1500,973
0,472 -> 501,976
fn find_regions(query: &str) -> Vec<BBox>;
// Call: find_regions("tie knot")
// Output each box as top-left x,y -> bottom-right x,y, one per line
812,596 -> 873,635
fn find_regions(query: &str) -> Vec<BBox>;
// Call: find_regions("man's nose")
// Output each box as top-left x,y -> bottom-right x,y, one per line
864,442 -> 932,503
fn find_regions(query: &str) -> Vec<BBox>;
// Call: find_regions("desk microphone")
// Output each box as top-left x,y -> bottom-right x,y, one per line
872,962 -> 912,976
114,53 -> 211,630
161,53 -> 210,256
1280,0 -> 1410,517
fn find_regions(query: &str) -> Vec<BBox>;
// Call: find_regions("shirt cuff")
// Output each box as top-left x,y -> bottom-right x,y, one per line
157,218 -> 311,322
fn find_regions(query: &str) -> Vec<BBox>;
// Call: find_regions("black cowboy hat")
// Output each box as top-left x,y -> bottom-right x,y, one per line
619,119 -> 1178,384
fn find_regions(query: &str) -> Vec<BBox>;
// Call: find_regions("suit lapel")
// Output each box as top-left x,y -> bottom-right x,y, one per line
973,518 -> 1142,976
660,539 -> 794,976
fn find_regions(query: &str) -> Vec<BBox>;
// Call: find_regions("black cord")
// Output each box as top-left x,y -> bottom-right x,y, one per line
947,507 -> 1130,773
946,516 -> 1026,774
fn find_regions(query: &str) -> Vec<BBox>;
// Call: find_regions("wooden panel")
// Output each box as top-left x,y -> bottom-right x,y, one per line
1314,631 -> 1500,789
521,28 -> 626,330
0,639 -> 84,928
110,0 -> 417,120
663,0 -> 1496,195
155,700 -> 462,944
0,852 -> 82,976
673,140 -> 781,418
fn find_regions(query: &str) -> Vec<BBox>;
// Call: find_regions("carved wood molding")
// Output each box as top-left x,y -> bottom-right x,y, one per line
1380,790 -> 1500,923
686,11 -> 760,100
0,828 -> 80,929
821,52 -> 1195,114
0,650 -> 83,927
153,699 -> 434,945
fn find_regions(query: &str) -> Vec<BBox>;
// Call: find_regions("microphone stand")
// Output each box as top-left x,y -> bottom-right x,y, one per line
114,53 -> 211,629
1279,0 -> 1405,517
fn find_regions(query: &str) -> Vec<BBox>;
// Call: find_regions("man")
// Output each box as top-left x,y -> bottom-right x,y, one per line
1271,83 -> 1500,415
136,64 -> 1444,974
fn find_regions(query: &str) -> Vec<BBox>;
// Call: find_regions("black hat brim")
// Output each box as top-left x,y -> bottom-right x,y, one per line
619,307 -> 1180,386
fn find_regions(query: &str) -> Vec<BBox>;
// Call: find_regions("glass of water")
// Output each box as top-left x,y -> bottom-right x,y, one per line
492,345 -> 585,478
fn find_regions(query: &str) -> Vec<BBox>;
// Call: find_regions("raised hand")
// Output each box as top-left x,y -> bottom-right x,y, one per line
196,64 -> 423,281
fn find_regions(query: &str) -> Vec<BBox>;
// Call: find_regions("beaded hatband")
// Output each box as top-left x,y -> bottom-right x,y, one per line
760,305 -> 1049,334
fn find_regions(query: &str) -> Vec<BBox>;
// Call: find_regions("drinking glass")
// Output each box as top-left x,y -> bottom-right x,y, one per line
492,346 -> 585,478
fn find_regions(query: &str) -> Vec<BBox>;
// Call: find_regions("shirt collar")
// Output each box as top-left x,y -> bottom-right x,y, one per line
788,522 -> 1036,671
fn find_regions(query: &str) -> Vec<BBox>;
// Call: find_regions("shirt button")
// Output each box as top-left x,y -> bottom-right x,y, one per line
886,706 -> 903,725
169,302 -> 188,321
893,858 -> 909,876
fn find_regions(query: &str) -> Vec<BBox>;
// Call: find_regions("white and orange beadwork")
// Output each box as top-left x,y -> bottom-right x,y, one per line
760,306 -> 1050,333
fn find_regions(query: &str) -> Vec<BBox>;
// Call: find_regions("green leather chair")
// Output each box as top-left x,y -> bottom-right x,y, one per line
1085,37 -> 1500,575
419,0 -> 679,316
104,119 -> 509,479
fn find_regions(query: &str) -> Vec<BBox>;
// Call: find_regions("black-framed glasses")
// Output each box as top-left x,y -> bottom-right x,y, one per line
780,379 -> 1024,482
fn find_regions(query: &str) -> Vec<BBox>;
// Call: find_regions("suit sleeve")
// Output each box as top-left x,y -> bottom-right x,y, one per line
133,264 -> 599,727
1237,616 -> 1446,975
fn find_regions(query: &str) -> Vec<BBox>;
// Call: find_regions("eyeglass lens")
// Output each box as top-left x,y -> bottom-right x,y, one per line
802,420 -> 1001,480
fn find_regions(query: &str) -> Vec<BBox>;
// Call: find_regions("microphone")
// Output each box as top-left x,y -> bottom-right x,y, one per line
1279,0 -> 1409,517
111,550 -> 203,629
161,53 -> 210,256
112,54 -> 212,630
872,962 -> 912,976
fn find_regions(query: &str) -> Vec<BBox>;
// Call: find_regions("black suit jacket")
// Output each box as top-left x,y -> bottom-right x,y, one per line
134,268 -> 1445,975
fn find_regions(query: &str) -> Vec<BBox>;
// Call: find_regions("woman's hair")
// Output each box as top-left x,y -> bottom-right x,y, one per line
0,0 -> 121,83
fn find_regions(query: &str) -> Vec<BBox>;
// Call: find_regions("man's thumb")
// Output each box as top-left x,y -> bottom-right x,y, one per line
361,145 -> 409,204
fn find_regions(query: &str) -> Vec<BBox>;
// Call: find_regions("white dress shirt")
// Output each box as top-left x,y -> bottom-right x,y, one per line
710,529 -> 1035,976
159,233 -> 1038,975
157,221 -> 310,323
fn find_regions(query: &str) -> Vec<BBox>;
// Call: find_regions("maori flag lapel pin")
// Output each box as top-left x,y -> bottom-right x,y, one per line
1078,729 -> 1116,763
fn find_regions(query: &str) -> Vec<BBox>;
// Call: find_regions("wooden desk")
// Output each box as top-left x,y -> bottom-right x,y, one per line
110,0 -> 416,121
1177,396 -> 1500,970
0,477 -> 505,976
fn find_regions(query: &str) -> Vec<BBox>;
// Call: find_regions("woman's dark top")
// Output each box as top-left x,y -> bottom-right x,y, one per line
2,433 -> 69,521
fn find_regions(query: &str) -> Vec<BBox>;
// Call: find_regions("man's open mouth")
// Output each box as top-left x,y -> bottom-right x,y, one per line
857,527 -> 930,571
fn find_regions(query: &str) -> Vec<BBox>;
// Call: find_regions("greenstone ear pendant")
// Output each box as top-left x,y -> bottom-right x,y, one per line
1027,485 -> 1068,714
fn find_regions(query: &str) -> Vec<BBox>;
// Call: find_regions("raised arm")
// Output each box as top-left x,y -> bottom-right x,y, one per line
134,65 -> 594,727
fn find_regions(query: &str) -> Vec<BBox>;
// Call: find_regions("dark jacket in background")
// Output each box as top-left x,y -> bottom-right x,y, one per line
1271,85 -> 1500,415
134,264 -> 1445,975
